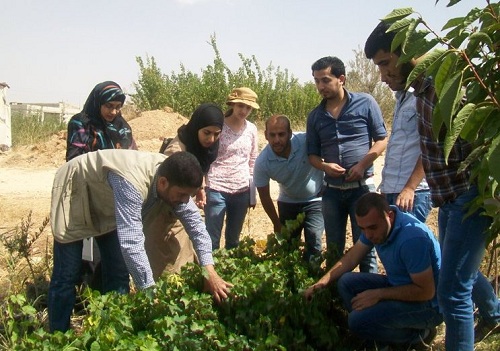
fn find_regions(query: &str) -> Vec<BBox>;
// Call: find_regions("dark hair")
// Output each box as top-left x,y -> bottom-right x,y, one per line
364,21 -> 399,59
265,114 -> 291,132
178,103 -> 224,173
311,56 -> 345,78
157,151 -> 203,188
355,192 -> 391,218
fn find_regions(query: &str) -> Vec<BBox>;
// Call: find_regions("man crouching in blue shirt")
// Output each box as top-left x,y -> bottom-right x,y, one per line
304,192 -> 442,350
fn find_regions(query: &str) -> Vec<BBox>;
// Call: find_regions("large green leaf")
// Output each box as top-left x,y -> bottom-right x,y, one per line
488,135 -> 500,183
382,8 -> 414,22
437,70 -> 463,129
434,52 -> 458,97
426,50 -> 455,82
446,0 -> 463,7
476,157 -> 491,195
402,18 -> 422,54
398,36 -> 428,63
458,144 -> 487,174
407,49 -> 446,86
460,104 -> 493,141
467,31 -> 494,53
387,18 -> 413,31
444,103 -> 475,161
442,16 -> 466,30
391,26 -> 410,54
410,38 -> 440,60
432,103 -> 445,140
449,32 -> 470,49
398,32 -> 434,62
483,110 -> 500,140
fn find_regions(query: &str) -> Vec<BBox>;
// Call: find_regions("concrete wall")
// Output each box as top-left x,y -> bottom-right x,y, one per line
0,85 -> 11,149
10,102 -> 80,123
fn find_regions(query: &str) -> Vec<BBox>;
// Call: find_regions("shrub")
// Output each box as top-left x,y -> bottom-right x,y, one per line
132,35 -> 321,129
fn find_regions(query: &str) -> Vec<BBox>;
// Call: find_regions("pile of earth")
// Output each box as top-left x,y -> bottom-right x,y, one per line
0,109 -> 190,169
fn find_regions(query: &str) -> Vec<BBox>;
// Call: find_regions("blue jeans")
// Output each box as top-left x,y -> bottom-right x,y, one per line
322,184 -> 377,273
437,186 -> 500,350
205,188 -> 249,250
384,190 -> 432,223
337,272 -> 443,346
48,230 -> 130,332
277,200 -> 324,261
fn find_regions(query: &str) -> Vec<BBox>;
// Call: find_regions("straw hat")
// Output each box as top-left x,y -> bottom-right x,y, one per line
226,87 -> 260,109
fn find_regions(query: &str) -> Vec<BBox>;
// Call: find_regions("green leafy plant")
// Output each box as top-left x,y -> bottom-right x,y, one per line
0,216 -> 355,350
381,1 -> 500,242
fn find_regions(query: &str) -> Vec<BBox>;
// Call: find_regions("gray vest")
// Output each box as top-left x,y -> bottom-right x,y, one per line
50,149 -> 171,243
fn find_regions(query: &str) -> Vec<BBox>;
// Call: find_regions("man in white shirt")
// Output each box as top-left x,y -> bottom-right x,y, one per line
364,22 -> 432,223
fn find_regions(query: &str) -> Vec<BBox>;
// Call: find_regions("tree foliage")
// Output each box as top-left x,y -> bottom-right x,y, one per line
132,35 -> 393,131
132,35 -> 319,128
382,0 -> 500,241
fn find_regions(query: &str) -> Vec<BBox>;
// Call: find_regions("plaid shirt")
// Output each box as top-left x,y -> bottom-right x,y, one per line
412,76 -> 472,207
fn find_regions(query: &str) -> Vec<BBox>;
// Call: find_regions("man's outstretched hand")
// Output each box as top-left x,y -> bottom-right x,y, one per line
203,264 -> 234,304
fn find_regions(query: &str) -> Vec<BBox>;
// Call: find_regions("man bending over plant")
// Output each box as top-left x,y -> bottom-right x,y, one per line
48,150 -> 232,332
304,193 -> 442,350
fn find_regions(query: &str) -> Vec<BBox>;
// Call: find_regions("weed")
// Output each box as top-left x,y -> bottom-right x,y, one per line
11,112 -> 65,147
0,211 -> 51,303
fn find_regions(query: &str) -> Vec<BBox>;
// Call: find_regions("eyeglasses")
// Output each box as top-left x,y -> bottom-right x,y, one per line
102,102 -> 122,112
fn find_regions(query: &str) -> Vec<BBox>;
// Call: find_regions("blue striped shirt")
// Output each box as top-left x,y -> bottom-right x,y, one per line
108,172 -> 214,289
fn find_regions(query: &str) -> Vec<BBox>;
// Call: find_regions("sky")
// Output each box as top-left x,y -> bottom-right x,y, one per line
1,0 -> 487,107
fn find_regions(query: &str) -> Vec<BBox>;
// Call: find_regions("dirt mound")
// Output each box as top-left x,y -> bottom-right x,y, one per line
0,109 -> 188,169
128,109 -> 188,152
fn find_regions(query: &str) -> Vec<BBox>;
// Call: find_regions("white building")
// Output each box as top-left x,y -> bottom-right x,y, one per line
0,82 -> 11,150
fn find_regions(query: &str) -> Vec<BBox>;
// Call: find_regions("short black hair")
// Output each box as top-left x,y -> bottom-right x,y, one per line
311,56 -> 345,78
364,21 -> 398,59
157,151 -> 203,188
355,192 -> 391,218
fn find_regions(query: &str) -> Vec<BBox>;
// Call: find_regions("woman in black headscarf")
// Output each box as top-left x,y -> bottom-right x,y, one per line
66,81 -> 137,161
164,102 -> 224,206
157,103 -> 224,274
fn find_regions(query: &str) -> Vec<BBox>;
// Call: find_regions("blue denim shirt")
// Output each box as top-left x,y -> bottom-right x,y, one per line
306,89 -> 387,186
381,90 -> 429,193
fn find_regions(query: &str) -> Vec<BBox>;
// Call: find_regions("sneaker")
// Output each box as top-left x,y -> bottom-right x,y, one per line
474,319 -> 500,343
409,327 -> 437,350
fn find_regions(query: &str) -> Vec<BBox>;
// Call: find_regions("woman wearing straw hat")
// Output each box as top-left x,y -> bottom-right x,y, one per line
205,87 -> 259,250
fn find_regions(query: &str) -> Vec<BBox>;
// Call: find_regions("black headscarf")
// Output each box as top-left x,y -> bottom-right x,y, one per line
66,81 -> 135,161
178,103 -> 224,173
